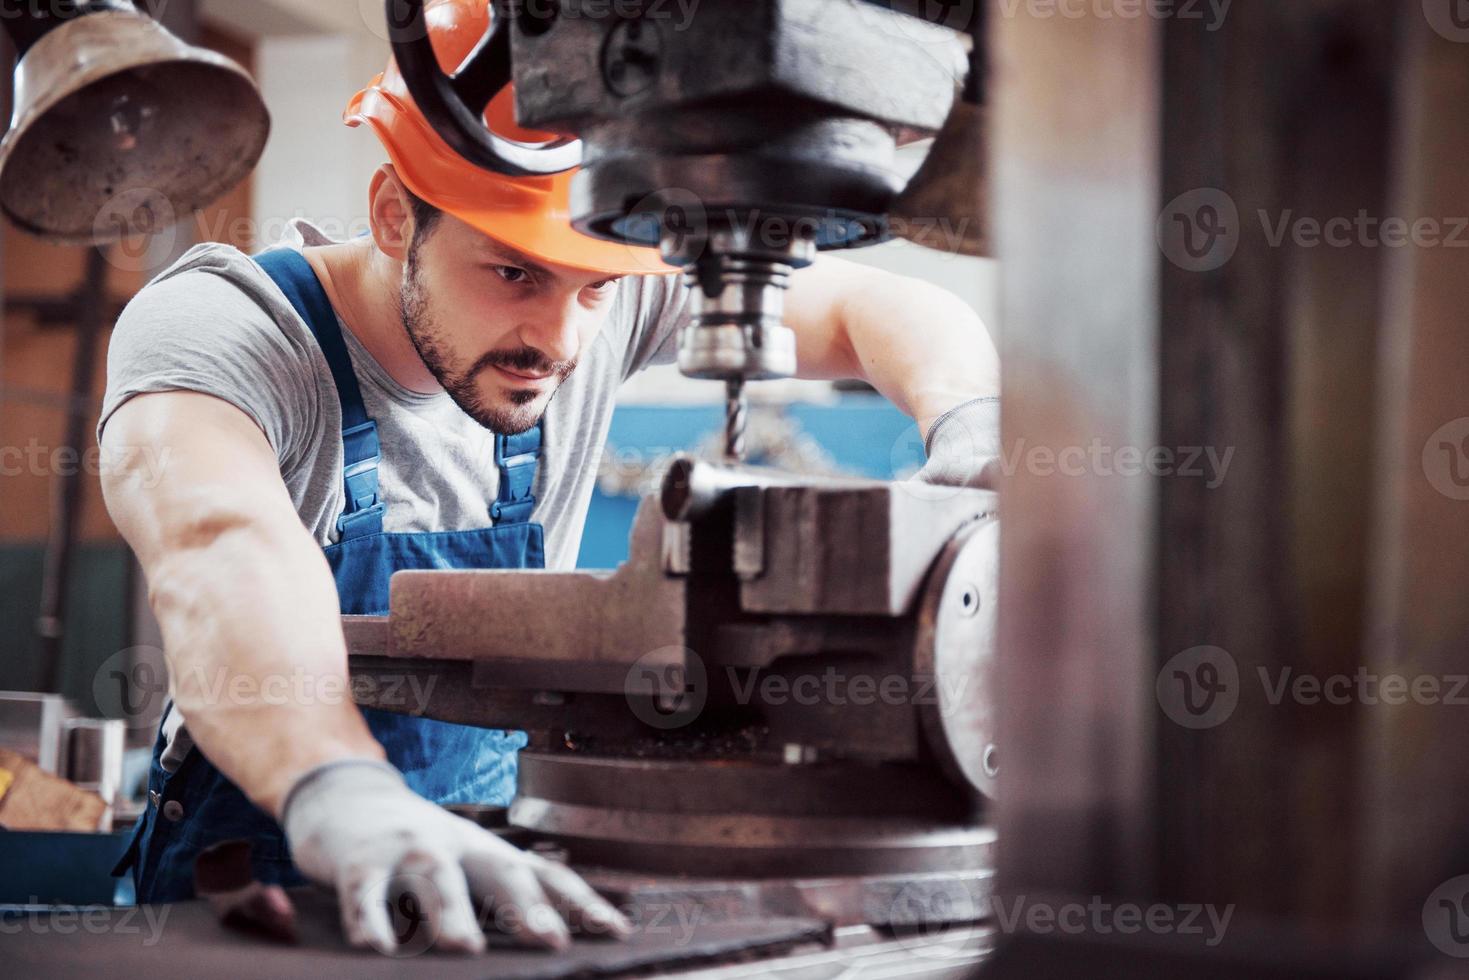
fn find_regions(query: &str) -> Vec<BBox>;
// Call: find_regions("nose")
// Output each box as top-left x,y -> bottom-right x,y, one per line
517,291 -> 587,367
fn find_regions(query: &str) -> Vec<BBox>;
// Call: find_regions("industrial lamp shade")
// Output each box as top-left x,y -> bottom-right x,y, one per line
0,2 -> 270,244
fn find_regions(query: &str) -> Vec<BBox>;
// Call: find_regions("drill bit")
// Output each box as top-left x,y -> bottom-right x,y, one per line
724,378 -> 748,463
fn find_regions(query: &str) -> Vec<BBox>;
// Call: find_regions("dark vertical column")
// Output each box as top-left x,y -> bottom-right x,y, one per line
991,4 -> 1161,901
1361,6 -> 1469,935
993,0 -> 1405,957
1156,0 -> 1395,923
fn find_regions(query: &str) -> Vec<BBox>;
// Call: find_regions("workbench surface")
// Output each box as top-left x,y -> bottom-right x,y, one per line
4,889 -> 828,979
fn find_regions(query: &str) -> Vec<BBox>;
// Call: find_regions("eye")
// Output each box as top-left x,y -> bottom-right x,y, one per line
587,278 -> 619,293
494,265 -> 530,284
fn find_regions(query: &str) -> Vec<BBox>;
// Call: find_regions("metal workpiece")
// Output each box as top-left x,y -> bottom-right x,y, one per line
659,455 -> 861,522
660,456 -> 995,616
736,482 -> 996,617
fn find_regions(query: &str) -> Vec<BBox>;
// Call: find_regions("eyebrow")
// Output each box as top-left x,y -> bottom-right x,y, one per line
479,240 -> 558,282
480,239 -> 623,285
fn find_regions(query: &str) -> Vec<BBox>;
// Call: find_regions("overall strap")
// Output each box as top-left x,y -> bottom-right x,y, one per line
493,426 -> 541,525
254,249 -> 384,540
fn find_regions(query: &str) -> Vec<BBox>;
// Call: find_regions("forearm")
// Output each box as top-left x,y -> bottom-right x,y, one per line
102,392 -> 382,819
840,271 -> 999,440
145,497 -> 384,817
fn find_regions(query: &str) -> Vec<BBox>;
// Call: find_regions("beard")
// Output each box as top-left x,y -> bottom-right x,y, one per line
399,248 -> 577,436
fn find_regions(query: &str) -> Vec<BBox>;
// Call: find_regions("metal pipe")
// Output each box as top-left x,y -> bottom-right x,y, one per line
36,246 -> 107,693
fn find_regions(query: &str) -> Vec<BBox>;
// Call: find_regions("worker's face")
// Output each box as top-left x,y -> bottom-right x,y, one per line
399,209 -> 624,436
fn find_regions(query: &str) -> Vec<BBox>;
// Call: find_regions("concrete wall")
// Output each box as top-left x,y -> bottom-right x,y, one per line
252,33 -> 387,247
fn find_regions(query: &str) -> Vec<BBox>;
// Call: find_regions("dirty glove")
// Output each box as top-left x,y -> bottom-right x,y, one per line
282,759 -> 631,955
913,396 -> 1001,491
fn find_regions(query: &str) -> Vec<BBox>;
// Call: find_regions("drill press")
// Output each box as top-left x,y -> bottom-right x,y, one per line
387,0 -> 971,462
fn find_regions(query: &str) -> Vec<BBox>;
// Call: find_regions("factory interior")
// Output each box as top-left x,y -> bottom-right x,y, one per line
1,0 -> 1467,977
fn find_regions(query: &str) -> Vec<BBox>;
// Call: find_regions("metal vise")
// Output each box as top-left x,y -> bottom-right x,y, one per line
347,459 -> 997,920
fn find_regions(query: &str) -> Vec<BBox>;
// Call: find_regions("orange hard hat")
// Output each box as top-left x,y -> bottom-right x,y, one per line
345,0 -> 673,275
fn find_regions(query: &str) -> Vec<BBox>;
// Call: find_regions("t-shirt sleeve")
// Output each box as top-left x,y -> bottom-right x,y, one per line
618,272 -> 691,381
98,268 -> 320,469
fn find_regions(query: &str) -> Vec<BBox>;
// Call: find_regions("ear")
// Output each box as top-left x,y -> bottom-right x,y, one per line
368,164 -> 414,261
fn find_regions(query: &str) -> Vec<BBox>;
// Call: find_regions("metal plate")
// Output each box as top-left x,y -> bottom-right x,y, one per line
2,888 -> 827,979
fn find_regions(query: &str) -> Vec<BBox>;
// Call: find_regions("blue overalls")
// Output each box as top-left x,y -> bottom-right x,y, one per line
113,248 -> 542,902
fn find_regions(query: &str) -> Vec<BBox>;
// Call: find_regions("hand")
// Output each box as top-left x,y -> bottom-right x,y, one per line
913,396 -> 1001,491
282,759 -> 631,954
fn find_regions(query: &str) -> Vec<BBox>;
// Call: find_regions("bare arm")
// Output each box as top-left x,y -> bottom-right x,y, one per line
101,390 -> 383,818
783,255 -> 999,440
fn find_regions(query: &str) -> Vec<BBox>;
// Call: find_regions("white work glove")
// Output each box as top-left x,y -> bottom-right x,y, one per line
282,759 -> 631,955
913,396 -> 1001,491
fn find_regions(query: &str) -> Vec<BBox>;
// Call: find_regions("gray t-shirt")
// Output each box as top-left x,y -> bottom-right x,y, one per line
100,220 -> 689,570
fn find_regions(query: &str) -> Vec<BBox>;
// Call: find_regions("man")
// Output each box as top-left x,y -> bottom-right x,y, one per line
100,0 -> 998,957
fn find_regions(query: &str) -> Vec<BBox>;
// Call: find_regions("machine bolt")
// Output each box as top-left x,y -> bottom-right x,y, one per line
602,17 -> 661,97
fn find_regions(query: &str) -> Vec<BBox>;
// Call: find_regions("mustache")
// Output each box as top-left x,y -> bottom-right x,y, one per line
470,346 -> 577,381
